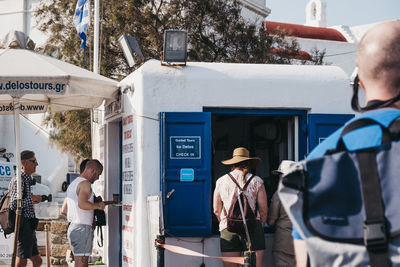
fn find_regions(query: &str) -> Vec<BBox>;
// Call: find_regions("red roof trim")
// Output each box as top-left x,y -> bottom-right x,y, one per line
266,21 -> 347,42
269,48 -> 312,61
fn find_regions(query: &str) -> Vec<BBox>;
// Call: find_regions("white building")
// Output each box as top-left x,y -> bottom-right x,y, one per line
98,60 -> 357,267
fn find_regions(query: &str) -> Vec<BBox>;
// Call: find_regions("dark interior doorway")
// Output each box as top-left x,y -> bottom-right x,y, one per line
211,113 -> 295,233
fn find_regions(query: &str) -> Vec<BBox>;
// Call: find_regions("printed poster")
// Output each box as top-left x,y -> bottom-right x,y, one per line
121,114 -> 134,267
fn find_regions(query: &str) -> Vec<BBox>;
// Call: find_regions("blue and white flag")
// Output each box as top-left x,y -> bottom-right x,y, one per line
73,0 -> 90,49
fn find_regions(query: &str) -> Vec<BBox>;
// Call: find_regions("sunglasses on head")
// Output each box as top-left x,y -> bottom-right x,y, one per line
351,75 -> 400,112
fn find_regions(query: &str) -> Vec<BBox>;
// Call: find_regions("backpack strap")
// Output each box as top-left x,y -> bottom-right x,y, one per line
357,149 -> 390,267
243,175 -> 255,191
227,173 -> 257,214
227,173 -> 255,192
97,225 -> 103,247
227,173 -> 243,191
388,117 -> 400,140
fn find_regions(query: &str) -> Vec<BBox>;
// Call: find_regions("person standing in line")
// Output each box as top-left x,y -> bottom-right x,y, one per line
268,160 -> 296,267
10,150 -> 43,267
61,158 -> 91,216
291,20 -> 400,266
66,160 -> 105,267
213,147 -> 268,267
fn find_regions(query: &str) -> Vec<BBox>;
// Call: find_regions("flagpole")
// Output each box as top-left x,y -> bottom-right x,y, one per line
94,0 -> 99,74
91,0 -> 100,156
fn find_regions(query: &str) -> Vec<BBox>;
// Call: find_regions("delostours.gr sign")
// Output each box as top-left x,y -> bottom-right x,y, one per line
0,80 -> 67,95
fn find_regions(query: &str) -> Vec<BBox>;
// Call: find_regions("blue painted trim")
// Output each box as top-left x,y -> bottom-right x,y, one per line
160,113 -> 166,226
308,113 -> 355,153
205,108 -> 307,116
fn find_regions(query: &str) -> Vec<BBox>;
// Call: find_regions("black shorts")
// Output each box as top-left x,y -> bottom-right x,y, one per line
17,218 -> 39,258
220,220 -> 266,252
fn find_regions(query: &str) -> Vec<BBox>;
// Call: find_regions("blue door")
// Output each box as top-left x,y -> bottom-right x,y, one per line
160,112 -> 212,236
308,114 -> 354,152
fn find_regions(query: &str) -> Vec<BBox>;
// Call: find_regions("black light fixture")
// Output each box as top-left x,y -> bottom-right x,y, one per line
162,30 -> 188,65
118,34 -> 144,67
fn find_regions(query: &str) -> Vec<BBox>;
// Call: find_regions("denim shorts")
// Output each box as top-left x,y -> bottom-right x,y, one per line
67,223 -> 94,256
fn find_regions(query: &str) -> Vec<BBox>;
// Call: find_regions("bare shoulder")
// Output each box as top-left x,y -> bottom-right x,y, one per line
76,179 -> 91,194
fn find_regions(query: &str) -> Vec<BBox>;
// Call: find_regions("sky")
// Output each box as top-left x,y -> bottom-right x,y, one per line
267,0 -> 400,27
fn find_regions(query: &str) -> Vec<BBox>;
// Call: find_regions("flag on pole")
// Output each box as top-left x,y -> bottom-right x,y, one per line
74,0 -> 90,49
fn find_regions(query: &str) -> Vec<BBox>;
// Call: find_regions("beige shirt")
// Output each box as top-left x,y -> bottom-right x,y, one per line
214,169 -> 264,231
268,192 -> 294,255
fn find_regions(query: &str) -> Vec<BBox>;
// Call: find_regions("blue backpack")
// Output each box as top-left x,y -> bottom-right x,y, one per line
279,116 -> 400,267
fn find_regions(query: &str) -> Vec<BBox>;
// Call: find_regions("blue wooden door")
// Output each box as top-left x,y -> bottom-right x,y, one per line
308,114 -> 354,152
160,112 -> 212,236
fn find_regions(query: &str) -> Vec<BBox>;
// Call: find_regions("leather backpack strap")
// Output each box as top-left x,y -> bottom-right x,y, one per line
227,173 -> 243,191
8,179 -> 15,196
243,175 -> 255,191
244,175 -> 257,215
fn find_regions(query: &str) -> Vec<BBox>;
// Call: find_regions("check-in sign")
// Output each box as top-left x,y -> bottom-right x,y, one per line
170,136 -> 201,159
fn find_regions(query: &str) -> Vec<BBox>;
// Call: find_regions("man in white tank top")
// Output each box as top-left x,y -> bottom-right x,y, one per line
65,160 -> 105,267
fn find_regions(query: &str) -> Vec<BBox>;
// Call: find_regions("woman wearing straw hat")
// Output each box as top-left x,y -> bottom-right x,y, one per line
213,147 -> 268,267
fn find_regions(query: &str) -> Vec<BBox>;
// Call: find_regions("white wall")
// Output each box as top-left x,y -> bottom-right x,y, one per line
239,0 -> 270,24
0,0 -> 47,46
295,37 -> 358,76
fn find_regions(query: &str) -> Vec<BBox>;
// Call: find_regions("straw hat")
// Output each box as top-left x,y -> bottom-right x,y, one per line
221,147 -> 261,167
272,160 -> 296,175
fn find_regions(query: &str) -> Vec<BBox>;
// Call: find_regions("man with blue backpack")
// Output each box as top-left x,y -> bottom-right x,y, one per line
279,20 -> 400,267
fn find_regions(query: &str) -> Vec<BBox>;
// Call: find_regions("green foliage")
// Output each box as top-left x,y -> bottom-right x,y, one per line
35,0 -> 324,161
43,110 -> 92,162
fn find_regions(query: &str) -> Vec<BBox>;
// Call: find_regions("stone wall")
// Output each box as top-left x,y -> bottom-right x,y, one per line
50,219 -> 69,267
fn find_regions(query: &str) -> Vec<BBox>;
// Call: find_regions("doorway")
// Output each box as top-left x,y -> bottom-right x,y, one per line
207,109 -> 307,233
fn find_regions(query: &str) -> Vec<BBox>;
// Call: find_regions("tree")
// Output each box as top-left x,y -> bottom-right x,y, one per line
42,110 -> 92,160
35,0 -> 324,161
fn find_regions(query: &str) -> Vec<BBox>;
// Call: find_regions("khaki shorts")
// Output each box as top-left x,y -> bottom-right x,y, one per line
220,220 -> 265,252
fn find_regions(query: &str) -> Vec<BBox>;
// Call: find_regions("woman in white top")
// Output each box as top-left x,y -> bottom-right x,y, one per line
213,147 -> 268,267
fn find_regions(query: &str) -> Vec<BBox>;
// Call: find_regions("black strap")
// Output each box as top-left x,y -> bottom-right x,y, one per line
97,226 -> 103,247
388,117 -> 400,140
351,74 -> 400,112
357,150 -> 390,267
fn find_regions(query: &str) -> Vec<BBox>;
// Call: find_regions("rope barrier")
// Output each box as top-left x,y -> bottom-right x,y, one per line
155,241 -> 245,265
